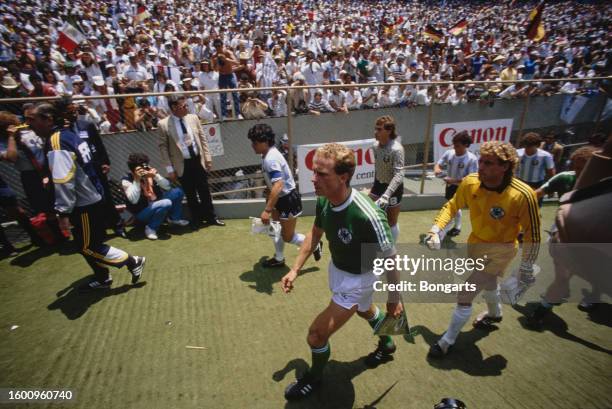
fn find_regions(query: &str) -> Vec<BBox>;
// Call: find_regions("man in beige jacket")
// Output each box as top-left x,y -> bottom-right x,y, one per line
158,96 -> 224,229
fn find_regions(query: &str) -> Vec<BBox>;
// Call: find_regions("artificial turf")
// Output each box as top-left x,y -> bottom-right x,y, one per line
0,205 -> 610,409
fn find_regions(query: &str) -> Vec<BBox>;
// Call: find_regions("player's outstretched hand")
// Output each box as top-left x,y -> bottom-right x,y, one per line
281,270 -> 298,293
386,301 -> 403,318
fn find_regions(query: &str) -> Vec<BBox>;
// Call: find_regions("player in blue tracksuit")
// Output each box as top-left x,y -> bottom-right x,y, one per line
29,102 -> 146,291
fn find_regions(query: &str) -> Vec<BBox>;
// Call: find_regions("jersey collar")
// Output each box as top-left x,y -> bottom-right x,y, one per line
331,188 -> 355,212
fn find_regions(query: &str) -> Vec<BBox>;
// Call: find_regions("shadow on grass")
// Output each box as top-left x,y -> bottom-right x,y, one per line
48,276 -> 147,320
414,325 -> 507,376
273,357 -> 399,409
10,240 -> 75,267
513,304 -> 612,355
239,256 -> 319,294
124,224 -> 184,242
585,303 -> 612,328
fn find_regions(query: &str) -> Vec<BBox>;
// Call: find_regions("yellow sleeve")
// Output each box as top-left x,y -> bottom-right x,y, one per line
433,177 -> 469,230
518,186 -> 541,265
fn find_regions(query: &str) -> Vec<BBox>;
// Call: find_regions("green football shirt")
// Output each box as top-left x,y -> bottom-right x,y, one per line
541,171 -> 576,197
315,189 -> 395,274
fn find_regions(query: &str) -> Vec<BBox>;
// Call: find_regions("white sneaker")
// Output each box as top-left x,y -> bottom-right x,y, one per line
168,219 -> 189,227
144,226 -> 158,240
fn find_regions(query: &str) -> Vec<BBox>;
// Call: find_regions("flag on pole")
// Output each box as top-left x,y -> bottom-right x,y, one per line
423,25 -> 444,42
526,1 -> 545,41
449,19 -> 468,36
57,21 -> 86,53
134,4 -> 150,24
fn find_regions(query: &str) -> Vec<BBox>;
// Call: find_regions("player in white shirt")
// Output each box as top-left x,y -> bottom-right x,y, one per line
516,132 -> 555,206
248,124 -> 322,268
434,131 -> 478,237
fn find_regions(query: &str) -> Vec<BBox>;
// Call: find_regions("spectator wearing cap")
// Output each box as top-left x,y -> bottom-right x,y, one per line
90,76 -> 123,133
123,52 -> 148,81
234,51 -> 256,85
267,89 -> 288,117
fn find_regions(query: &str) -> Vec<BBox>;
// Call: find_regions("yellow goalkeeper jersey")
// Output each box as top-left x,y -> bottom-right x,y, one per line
434,173 -> 541,246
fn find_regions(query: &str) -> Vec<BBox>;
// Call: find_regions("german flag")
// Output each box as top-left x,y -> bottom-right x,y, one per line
423,25 -> 444,42
526,1 -> 545,41
449,19 -> 468,36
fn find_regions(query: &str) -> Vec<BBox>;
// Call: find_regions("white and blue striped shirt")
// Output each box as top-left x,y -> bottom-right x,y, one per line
262,146 -> 296,196
516,148 -> 555,183
437,150 -> 478,180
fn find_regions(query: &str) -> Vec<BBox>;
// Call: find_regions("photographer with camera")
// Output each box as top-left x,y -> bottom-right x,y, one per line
121,153 -> 189,240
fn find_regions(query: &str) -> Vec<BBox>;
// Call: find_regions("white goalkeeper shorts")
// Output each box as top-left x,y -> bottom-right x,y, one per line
328,261 -> 377,312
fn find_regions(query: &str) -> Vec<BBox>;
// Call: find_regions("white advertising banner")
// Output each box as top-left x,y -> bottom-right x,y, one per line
433,119 -> 514,162
203,124 -> 224,157
296,139 -> 376,194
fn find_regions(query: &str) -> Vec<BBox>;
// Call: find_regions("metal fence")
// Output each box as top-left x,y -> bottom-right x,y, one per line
0,77 -> 610,214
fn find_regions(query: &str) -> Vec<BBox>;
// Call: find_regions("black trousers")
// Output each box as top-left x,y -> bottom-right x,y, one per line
70,202 -> 131,281
179,157 -> 216,224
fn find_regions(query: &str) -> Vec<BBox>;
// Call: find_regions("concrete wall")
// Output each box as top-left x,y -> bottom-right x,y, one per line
0,93 -> 606,216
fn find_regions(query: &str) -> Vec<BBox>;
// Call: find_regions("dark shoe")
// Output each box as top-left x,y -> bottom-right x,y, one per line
313,241 -> 323,261
114,227 -> 127,238
79,277 -> 113,292
2,245 -> 18,257
577,300 -> 597,312
207,219 -> 225,227
447,228 -> 461,237
472,312 -> 503,329
428,339 -> 452,358
262,256 -> 286,268
526,304 -> 552,329
284,373 -> 321,401
189,223 -> 200,231
129,256 -> 146,284
365,339 -> 396,368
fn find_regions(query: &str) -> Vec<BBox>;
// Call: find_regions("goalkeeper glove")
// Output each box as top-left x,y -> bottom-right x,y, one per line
375,194 -> 390,210
423,225 -> 441,250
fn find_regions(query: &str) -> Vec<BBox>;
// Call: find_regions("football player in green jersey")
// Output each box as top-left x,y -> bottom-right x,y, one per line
280,143 -> 403,401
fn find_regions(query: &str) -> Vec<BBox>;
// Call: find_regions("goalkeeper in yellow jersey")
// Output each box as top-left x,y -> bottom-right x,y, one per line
423,141 -> 541,357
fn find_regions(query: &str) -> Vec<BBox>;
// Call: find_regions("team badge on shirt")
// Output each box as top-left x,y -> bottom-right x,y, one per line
338,228 -> 352,244
489,206 -> 505,220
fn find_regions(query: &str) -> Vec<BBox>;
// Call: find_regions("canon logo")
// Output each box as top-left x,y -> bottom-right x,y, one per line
438,126 -> 509,147
304,147 -> 374,170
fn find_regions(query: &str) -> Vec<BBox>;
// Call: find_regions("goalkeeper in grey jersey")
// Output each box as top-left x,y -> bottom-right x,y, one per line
369,115 -> 405,243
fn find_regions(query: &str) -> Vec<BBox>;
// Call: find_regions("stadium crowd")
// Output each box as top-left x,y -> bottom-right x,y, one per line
0,0 -> 609,132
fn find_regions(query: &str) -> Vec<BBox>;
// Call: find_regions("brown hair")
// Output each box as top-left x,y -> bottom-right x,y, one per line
375,115 -> 397,139
315,143 -> 356,186
520,132 -> 542,148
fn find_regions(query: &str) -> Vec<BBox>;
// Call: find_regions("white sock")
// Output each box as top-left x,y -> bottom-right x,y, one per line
390,224 -> 399,243
443,222 -> 454,235
482,287 -> 502,318
273,234 -> 285,261
454,209 -> 462,230
441,305 -> 472,345
289,233 -> 305,247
